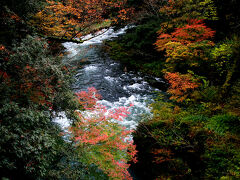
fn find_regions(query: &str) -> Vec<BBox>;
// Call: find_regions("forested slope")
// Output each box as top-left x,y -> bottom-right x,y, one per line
0,0 -> 136,179
1,0 -> 240,179
105,0 -> 240,179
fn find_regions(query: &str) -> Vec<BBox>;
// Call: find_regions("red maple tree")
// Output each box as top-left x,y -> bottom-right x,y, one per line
155,19 -> 215,50
70,87 -> 137,180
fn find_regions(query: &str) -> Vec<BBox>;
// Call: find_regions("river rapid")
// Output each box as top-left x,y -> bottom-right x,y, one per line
55,26 -> 165,130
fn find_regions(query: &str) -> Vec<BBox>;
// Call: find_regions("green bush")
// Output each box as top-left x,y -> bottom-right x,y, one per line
181,114 -> 208,124
133,98 -> 240,179
0,103 -> 64,178
206,114 -> 240,135
0,36 -> 82,179
105,17 -> 165,76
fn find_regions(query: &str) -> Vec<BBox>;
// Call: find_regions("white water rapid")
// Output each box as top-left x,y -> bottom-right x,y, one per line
54,26 -> 164,130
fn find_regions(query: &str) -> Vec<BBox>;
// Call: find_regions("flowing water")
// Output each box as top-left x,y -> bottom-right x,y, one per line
55,27 -> 165,130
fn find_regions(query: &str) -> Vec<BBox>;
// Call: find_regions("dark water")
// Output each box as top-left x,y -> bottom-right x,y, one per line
60,27 -> 165,129
53,27 -> 167,180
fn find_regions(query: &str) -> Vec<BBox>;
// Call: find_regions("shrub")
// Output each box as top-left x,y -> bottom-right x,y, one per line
0,36 -> 79,178
206,114 -> 240,135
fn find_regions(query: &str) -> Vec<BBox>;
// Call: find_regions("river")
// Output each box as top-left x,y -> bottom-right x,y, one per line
55,26 -> 165,130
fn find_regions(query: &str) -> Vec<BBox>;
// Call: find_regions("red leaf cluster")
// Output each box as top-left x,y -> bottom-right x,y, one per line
155,19 -> 215,50
70,87 -> 137,179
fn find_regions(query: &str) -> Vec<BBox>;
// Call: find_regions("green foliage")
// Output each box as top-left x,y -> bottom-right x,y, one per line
133,98 -> 240,179
162,40 -> 213,73
198,86 -> 219,102
46,143 -> 109,180
208,35 -> 240,97
211,38 -> 236,77
121,0 -> 240,179
150,96 -> 175,121
105,17 -> 165,76
206,114 -> 240,135
204,135 -> 240,179
1,35 -> 78,112
181,114 -> 208,124
158,0 -> 217,34
142,61 -> 164,77
211,43 -> 233,60
0,102 -> 63,178
0,0 -> 46,46
123,18 -> 163,51
106,41 -> 131,64
198,0 -> 218,20
133,101 -> 207,179
0,0 -> 46,20
0,36 -> 82,179
1,0 -> 237,178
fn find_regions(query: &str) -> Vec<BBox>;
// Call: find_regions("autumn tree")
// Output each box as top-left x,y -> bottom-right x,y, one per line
0,36 -> 80,179
32,0 -> 134,39
153,0 -> 218,102
154,0 -> 217,73
155,20 -> 215,101
0,0 -> 47,46
155,19 -> 215,73
164,72 -> 199,102
70,87 -> 137,180
129,0 -> 240,179
155,19 -> 215,50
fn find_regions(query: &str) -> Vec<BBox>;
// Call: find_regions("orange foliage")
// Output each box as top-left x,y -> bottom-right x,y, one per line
76,87 -> 101,109
10,14 -> 21,21
33,0 -> 134,38
171,19 -> 215,44
1,11 -> 21,22
152,148 -> 173,164
155,19 -> 215,51
0,44 -> 56,109
165,72 -> 199,102
18,64 -> 56,108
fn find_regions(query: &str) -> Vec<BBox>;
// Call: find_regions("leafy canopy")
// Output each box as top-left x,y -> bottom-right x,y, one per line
70,87 -> 137,180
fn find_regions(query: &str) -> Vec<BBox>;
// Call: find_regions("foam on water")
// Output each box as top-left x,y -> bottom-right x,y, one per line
80,26 -> 129,45
62,26 -> 131,61
99,94 -> 152,130
104,76 -> 116,83
84,65 -> 98,71
128,83 -> 142,90
155,77 -> 165,83
127,83 -> 143,90
57,25 -> 161,132
53,112 -> 70,130
62,42 -> 80,58
54,94 -> 152,131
